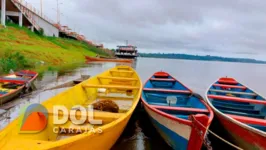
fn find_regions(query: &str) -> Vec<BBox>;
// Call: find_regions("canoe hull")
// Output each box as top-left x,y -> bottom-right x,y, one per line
0,70 -> 38,104
0,87 -> 24,104
0,66 -> 141,150
216,112 -> 266,149
206,77 -> 266,150
142,72 -> 213,150
50,114 -> 131,150
144,105 -> 191,150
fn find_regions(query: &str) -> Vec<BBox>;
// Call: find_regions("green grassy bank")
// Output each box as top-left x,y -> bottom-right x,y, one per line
0,23 -> 111,74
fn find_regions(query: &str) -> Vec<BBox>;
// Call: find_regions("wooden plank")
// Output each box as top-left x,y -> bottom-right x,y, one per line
208,95 -> 266,105
97,76 -> 138,81
16,73 -> 36,77
97,95 -> 134,100
226,114 -> 266,126
213,84 -> 246,90
117,66 -> 130,70
143,88 -> 191,94
0,78 -> 27,84
83,84 -> 139,90
108,82 -> 132,86
110,70 -> 134,74
209,89 -> 257,96
150,78 -> 175,82
150,105 -> 209,113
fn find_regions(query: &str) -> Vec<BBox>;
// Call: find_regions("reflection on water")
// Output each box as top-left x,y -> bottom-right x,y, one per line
112,104 -> 171,150
0,58 -> 266,149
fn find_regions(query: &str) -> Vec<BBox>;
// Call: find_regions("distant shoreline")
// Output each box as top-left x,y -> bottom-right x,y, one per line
139,53 -> 266,64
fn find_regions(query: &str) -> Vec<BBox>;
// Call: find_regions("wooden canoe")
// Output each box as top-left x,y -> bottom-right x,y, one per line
206,77 -> 266,149
141,71 -> 213,150
0,66 -> 142,150
0,70 -> 38,104
85,56 -> 133,63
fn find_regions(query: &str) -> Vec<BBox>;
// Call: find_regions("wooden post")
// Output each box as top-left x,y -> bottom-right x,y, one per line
1,0 -> 6,26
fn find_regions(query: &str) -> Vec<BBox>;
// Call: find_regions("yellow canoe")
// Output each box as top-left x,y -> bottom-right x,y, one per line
0,66 -> 142,150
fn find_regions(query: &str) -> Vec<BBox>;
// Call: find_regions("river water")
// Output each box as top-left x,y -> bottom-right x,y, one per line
1,57 -> 266,149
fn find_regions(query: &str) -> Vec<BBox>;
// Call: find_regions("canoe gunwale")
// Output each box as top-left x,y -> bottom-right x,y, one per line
205,77 -> 266,137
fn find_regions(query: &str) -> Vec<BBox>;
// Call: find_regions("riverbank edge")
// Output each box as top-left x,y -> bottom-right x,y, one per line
0,23 -> 113,75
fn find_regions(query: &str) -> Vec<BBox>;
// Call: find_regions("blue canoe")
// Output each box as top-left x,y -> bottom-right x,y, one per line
141,71 -> 213,150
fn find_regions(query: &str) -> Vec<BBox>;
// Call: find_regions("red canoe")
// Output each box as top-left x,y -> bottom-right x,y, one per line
206,77 -> 266,149
0,70 -> 38,104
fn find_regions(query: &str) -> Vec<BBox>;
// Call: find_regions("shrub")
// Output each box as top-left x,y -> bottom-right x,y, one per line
0,52 -> 32,74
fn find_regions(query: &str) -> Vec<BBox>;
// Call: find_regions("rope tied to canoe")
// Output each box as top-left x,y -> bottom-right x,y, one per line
190,115 -> 244,150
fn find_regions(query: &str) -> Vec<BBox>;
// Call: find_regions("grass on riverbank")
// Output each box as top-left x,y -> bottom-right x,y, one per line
0,23 -> 110,74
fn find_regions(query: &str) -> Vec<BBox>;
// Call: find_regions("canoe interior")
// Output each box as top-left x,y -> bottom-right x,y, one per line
142,72 -> 210,121
207,77 -> 266,132
0,66 -> 141,149
0,70 -> 38,102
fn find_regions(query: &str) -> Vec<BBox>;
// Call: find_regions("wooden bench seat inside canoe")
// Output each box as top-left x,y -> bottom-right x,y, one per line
221,110 -> 264,119
16,72 -> 36,77
213,103 -> 260,114
110,70 -> 134,74
150,105 -> 209,113
82,84 -> 139,90
0,77 -> 28,84
209,89 -> 257,96
97,95 -> 134,100
117,66 -> 130,70
212,84 -> 247,90
208,95 -> 266,105
212,100 -> 254,108
97,76 -> 138,81
143,88 -> 191,94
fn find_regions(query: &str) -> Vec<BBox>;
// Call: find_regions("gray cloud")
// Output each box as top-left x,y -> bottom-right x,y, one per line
27,0 -> 266,59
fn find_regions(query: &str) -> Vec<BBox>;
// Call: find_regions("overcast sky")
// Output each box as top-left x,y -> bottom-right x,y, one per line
26,0 -> 266,60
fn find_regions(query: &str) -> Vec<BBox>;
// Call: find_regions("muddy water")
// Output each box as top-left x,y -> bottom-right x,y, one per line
1,58 -> 266,149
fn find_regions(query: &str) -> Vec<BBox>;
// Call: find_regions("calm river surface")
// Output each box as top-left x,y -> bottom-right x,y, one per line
0,57 -> 266,150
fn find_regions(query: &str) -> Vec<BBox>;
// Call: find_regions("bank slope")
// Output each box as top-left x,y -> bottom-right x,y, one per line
0,24 -> 110,73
